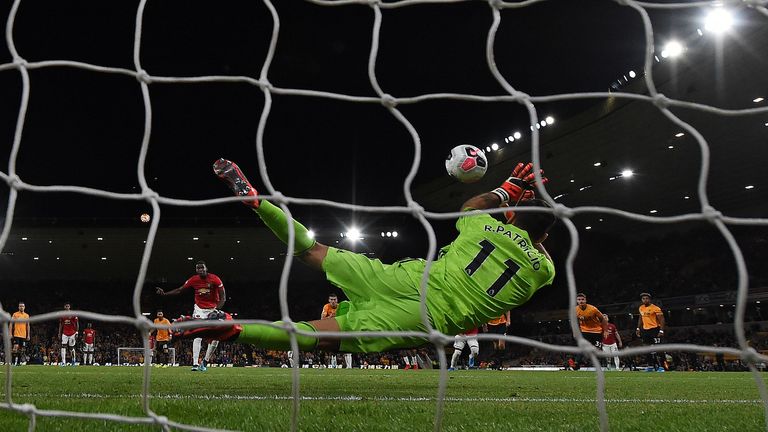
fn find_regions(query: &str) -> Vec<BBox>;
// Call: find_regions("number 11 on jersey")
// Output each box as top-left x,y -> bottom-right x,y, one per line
464,239 -> 520,297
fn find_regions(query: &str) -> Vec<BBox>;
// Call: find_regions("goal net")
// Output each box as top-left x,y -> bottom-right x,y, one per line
2,0 -> 768,431
117,347 -> 175,367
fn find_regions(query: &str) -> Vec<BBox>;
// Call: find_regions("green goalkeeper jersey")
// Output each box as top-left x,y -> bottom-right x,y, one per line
420,212 -> 555,335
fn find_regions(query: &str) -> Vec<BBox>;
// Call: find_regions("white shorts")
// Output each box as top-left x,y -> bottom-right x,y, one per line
453,336 -> 479,351
61,334 -> 77,346
193,304 -> 216,319
602,343 -> 619,354
84,343 -> 95,352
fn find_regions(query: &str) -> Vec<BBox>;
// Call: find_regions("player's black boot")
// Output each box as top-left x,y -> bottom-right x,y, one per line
213,158 -> 260,208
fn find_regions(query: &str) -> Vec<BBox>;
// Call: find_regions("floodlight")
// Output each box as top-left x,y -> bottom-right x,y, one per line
704,9 -> 733,34
661,41 -> 683,58
346,228 -> 361,241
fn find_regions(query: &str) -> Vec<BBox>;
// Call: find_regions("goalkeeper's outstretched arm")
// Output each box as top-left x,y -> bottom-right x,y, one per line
462,192 -> 502,212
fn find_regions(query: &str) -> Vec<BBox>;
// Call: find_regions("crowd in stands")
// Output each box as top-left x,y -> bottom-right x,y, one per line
3,316 -> 766,374
569,227 -> 768,307
3,227 -> 768,371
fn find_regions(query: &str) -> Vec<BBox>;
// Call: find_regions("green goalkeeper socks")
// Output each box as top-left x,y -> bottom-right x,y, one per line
236,321 -> 318,351
254,200 -> 316,255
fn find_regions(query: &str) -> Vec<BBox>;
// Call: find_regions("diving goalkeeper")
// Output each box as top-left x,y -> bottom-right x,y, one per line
175,159 -> 555,353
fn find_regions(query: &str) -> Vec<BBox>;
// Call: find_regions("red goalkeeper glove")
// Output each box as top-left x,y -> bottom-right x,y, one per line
491,162 -> 548,204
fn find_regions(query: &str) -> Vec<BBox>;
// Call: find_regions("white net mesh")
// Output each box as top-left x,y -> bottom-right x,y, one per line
2,0 -> 768,431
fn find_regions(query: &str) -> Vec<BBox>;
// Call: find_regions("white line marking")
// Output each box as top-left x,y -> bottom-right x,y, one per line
10,393 -> 763,405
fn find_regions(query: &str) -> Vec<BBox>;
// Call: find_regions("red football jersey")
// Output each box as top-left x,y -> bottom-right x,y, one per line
182,273 -> 224,309
83,328 -> 96,344
60,316 -> 79,336
602,323 -> 618,345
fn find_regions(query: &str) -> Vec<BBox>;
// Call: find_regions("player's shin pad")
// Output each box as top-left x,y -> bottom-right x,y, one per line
255,200 -> 316,255
237,321 -> 319,351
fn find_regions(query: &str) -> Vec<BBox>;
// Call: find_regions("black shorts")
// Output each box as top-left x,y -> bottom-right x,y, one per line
641,327 -> 661,345
156,342 -> 170,352
12,337 -> 27,348
582,332 -> 603,348
486,324 -> 507,335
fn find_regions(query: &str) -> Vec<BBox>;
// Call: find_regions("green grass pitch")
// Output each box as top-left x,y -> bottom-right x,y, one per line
0,366 -> 765,431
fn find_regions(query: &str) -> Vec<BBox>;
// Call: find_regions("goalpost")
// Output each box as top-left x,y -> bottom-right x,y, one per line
117,347 -> 175,367
2,0 -> 768,431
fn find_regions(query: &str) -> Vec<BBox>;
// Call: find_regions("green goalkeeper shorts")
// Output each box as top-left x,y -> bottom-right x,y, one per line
322,247 -> 433,353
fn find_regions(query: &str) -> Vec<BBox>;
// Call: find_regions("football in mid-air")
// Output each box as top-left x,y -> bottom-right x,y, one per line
445,144 -> 487,183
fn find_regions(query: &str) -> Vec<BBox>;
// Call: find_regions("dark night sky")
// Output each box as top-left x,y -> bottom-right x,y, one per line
0,0 -> 659,218
2,1 -> 768,293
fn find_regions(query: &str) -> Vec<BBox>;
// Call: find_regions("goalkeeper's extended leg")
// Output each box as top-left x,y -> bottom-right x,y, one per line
173,312 -> 342,352
213,158 -> 327,270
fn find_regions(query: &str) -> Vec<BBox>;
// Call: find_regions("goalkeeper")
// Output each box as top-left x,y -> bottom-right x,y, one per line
175,159 -> 555,353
